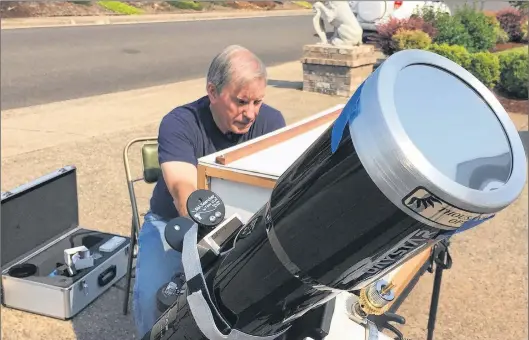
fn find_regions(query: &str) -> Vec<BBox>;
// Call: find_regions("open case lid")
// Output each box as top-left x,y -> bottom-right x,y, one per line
1,165 -> 79,270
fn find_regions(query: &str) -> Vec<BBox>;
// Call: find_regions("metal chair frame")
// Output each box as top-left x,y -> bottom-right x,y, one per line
122,136 -> 159,315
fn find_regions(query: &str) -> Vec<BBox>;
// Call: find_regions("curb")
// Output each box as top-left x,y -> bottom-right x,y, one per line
1,9 -> 314,29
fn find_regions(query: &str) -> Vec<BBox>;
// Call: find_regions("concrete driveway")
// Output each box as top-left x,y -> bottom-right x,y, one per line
1,60 -> 528,340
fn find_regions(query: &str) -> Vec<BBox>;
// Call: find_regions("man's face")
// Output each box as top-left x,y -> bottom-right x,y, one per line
208,77 -> 266,134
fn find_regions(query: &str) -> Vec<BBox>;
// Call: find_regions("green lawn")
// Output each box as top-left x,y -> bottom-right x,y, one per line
97,1 -> 144,15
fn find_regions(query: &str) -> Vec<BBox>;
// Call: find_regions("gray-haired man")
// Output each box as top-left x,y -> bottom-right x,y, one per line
133,45 -> 286,337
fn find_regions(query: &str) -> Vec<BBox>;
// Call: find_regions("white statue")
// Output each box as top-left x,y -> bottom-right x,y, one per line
312,1 -> 363,46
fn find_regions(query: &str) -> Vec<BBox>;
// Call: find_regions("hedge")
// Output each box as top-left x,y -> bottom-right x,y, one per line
425,43 -> 501,89
468,52 -> 501,88
497,48 -> 528,98
410,5 -> 496,53
392,29 -> 432,52
427,43 -> 472,69
386,6 -> 527,98
453,5 -> 496,52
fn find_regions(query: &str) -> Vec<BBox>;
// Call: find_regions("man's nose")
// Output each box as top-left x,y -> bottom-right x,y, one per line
245,104 -> 257,120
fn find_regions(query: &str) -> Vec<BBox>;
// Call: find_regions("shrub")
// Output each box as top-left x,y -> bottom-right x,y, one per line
376,17 -> 437,55
167,1 -> 202,10
484,12 -> 510,43
496,8 -> 525,42
433,11 -> 473,48
392,29 -> 432,52
522,19 -> 528,41
495,24 -> 510,43
97,1 -> 143,14
427,43 -> 472,69
413,5 -> 494,51
468,52 -> 501,88
453,5 -> 496,52
497,48 -> 528,98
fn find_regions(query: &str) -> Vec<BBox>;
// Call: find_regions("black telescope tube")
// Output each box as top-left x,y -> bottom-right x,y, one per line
144,48 -> 526,340
208,125 -> 447,337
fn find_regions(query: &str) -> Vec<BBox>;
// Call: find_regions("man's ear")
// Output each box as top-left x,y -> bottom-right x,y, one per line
206,83 -> 217,100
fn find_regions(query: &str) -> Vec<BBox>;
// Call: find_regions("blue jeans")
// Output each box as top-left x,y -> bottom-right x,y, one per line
133,211 -> 183,338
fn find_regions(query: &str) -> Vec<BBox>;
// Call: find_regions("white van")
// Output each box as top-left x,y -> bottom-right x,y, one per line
349,1 -> 451,31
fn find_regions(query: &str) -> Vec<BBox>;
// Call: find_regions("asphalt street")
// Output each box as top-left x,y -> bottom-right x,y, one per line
1,2 -> 514,110
1,15 -> 318,110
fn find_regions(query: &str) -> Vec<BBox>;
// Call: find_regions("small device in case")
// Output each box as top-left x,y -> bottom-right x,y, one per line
1,165 -> 131,320
99,236 -> 126,253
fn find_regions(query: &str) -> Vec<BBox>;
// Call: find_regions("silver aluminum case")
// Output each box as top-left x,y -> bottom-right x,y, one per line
1,226 -> 130,320
0,165 -> 131,320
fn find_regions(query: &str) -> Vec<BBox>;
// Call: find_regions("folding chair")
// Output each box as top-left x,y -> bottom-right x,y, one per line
122,136 -> 160,315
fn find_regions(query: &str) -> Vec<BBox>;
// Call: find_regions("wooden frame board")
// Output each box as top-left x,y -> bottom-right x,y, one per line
197,164 -> 277,190
384,245 -> 433,310
215,107 -> 343,165
197,104 -> 345,189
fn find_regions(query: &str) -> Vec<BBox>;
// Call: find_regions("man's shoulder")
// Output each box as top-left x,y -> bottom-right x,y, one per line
160,97 -> 209,133
163,97 -> 207,124
259,103 -> 283,119
256,103 -> 286,128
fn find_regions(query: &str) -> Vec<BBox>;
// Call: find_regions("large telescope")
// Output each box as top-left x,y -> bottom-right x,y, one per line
142,49 -> 527,339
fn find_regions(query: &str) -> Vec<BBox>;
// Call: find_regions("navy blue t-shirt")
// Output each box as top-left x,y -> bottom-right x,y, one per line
150,96 -> 286,220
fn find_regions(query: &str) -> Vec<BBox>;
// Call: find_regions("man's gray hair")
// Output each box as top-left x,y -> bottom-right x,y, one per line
207,45 -> 267,94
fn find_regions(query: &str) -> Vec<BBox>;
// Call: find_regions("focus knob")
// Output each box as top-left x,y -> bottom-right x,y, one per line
164,217 -> 195,252
186,189 -> 225,228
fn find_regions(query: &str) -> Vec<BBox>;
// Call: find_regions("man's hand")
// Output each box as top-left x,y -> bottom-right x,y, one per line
161,161 -> 197,217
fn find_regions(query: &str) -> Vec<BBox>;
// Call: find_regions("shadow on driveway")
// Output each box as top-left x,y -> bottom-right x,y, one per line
72,277 -> 138,340
268,79 -> 303,90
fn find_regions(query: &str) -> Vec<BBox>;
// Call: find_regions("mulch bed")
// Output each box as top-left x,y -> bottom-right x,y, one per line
491,42 -> 527,53
494,91 -> 528,115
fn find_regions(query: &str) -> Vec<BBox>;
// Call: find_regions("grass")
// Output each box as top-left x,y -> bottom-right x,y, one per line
166,1 -> 203,11
494,46 -> 527,55
292,1 -> 312,9
97,1 -> 144,15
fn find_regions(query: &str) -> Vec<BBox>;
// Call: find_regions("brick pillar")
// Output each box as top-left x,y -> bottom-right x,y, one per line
301,44 -> 377,97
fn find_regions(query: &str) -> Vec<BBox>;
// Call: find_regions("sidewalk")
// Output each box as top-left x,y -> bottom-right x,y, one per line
1,9 -> 313,29
1,61 -> 346,160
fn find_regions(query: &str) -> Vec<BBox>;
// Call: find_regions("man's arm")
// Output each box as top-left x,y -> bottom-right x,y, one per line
157,111 -> 199,217
161,161 -> 197,217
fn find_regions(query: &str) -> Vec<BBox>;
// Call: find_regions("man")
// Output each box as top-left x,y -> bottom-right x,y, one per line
133,45 -> 286,337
